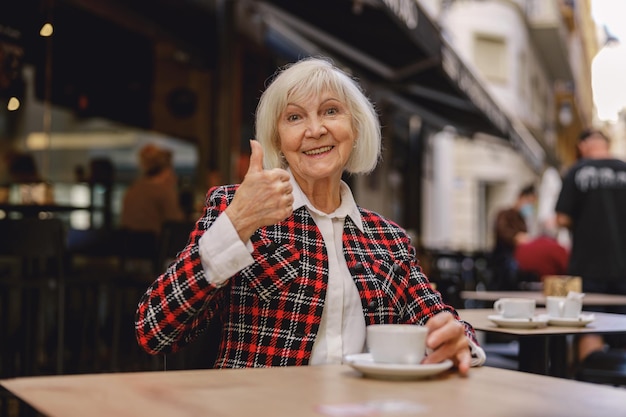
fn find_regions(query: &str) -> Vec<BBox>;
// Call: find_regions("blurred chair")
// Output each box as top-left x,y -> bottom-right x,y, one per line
156,220 -> 196,272
66,227 -> 160,373
66,228 -> 120,373
117,228 -> 159,272
110,228 -> 159,371
0,218 -> 67,377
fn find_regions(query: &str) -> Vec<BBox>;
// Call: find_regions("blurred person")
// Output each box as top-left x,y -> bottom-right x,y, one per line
489,184 -> 537,290
135,57 -> 485,374
3,150 -> 53,204
6,151 -> 42,184
556,129 -> 626,361
120,143 -> 184,235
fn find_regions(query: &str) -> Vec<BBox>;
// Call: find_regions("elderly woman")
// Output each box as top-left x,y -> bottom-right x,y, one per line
135,57 -> 485,374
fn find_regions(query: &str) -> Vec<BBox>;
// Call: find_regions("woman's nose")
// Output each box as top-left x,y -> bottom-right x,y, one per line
305,118 -> 328,138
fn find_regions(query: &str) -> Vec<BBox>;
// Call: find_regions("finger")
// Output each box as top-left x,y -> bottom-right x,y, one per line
425,312 -> 454,345
456,348 -> 472,376
422,332 -> 471,375
247,140 -> 265,174
428,321 -> 465,353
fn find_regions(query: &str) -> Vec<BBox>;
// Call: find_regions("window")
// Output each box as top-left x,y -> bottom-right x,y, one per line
474,35 -> 508,83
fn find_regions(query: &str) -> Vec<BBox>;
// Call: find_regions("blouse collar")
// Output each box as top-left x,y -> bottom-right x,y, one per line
288,169 -> 363,232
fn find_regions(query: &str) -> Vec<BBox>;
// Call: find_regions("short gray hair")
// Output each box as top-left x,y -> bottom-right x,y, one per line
255,57 -> 381,174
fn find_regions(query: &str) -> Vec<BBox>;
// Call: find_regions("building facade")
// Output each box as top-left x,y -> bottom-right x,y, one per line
417,0 -> 597,255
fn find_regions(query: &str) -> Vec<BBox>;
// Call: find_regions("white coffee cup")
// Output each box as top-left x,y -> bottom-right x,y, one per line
366,324 -> 428,365
546,296 -> 582,319
494,298 -> 536,319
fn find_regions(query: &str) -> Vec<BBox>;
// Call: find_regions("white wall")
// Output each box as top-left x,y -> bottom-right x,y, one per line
421,132 -> 535,252
441,1 -> 553,135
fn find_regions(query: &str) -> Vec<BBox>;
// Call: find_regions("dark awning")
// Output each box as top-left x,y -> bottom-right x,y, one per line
245,0 -> 545,171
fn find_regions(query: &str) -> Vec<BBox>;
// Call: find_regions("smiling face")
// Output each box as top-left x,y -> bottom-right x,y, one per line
277,90 -> 355,191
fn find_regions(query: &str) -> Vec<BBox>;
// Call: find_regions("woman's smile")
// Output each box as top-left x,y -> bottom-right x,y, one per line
303,145 -> 335,156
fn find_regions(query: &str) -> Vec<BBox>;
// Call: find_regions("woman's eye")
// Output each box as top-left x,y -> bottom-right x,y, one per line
287,114 -> 300,122
326,107 -> 338,115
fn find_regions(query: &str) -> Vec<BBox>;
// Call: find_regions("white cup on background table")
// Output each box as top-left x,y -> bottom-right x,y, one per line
493,298 -> 536,319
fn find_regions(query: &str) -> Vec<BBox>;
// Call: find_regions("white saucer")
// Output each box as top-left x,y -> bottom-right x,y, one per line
343,353 -> 453,380
487,314 -> 549,329
547,314 -> 595,327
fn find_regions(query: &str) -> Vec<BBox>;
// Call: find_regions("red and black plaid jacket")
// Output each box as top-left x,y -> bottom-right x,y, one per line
135,184 -> 479,367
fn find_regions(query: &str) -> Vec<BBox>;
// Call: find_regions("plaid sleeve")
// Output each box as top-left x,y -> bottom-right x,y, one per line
134,185 -> 235,355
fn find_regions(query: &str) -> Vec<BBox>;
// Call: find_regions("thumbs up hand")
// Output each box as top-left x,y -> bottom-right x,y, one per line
225,140 -> 293,242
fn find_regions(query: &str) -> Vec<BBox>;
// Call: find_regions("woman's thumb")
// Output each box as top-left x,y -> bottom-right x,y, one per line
247,140 -> 264,174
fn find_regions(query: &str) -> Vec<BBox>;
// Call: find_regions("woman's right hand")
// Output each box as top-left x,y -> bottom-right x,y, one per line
225,140 -> 294,242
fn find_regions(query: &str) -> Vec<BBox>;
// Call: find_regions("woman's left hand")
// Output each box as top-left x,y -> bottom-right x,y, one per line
422,312 -> 472,376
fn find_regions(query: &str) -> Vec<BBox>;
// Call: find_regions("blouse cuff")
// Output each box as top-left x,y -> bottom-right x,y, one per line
468,338 -> 487,367
198,212 -> 254,286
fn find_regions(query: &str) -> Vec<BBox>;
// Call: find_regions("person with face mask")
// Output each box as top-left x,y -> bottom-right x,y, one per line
490,184 -> 537,290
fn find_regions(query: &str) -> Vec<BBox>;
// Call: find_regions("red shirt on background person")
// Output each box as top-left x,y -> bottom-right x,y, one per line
514,235 -> 569,279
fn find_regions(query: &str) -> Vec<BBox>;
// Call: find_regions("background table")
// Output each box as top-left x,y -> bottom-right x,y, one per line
461,290 -> 626,307
459,308 -> 626,376
3,365 -> 626,417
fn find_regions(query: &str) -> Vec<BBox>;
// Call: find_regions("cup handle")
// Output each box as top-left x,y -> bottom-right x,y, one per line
494,300 -> 503,314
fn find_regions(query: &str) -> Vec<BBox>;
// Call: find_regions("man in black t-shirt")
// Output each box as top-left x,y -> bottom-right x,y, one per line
556,130 -> 626,286
555,128 -> 626,361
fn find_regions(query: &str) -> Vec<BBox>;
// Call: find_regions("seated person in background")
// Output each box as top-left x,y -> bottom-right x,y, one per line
490,184 -> 537,290
120,143 -> 184,236
135,57 -> 485,374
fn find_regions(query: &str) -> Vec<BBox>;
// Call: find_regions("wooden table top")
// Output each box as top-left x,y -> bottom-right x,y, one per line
461,290 -> 626,306
2,364 -> 626,417
458,308 -> 626,336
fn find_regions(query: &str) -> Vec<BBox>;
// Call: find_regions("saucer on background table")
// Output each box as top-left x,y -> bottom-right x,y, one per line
343,353 -> 453,380
487,314 -> 549,329
547,313 -> 595,327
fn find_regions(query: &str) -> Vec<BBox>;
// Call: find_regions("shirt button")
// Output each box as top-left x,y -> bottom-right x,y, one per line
367,300 -> 378,311
354,262 -> 365,273
392,263 -> 402,274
